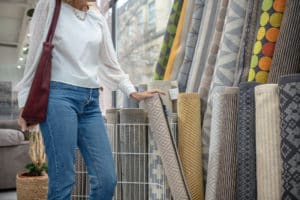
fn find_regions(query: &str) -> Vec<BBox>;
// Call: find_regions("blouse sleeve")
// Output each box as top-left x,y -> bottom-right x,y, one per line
16,0 -> 50,108
97,14 -> 137,97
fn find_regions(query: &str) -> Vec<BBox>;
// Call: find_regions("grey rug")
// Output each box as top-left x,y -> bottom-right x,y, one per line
205,87 -> 239,200
201,0 -> 248,182
278,74 -> 300,199
198,0 -> 229,117
119,109 -> 148,200
268,0 -> 300,83
205,87 -> 225,200
215,87 -> 239,200
177,0 -> 205,92
186,0 -> 221,93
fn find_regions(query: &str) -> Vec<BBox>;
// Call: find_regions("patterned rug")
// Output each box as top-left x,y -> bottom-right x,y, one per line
247,0 -> 286,83
278,74 -> 300,199
236,82 -> 259,200
177,0 -> 205,91
145,94 -> 191,200
154,0 -> 184,80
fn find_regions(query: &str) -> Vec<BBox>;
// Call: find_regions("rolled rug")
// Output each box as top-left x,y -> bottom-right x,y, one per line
119,109 -> 148,200
233,0 -> 261,85
198,0 -> 229,116
164,0 -> 190,80
205,87 -> 225,200
236,82 -> 260,200
278,74 -> 300,199
169,0 -> 196,81
268,0 -> 300,83
216,87 -> 239,200
255,84 -> 281,200
177,0 -> 205,92
178,93 -> 204,200
201,0 -> 248,182
185,0 -> 221,93
248,0 -> 286,83
209,0 -> 248,91
154,0 -> 184,80
145,94 -> 191,200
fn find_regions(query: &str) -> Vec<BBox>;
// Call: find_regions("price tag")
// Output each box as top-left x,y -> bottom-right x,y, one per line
169,88 -> 179,100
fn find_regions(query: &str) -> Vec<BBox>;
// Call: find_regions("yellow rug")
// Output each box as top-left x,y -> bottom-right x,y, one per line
178,93 -> 204,200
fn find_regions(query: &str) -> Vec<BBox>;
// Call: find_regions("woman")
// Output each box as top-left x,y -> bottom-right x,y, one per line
17,0 -> 160,199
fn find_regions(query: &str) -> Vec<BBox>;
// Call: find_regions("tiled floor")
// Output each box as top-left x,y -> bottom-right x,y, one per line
0,190 -> 17,200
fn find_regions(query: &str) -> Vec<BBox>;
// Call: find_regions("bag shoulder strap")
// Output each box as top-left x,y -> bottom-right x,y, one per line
45,0 -> 61,44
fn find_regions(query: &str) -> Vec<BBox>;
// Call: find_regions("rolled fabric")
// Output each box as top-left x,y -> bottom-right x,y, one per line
154,0 -> 184,80
119,109 -> 147,200
178,93 -> 204,200
169,0 -> 196,81
278,74 -> 300,199
185,0 -> 221,93
145,94 -> 191,200
148,80 -> 178,114
177,0 -> 205,91
198,0 -> 229,114
268,0 -> 300,83
209,0 -> 248,91
248,0 -> 286,83
236,82 -> 260,200
201,0 -> 247,181
164,0 -> 189,80
255,84 -> 281,200
205,87 -> 225,200
216,87 -> 239,200
234,0 -> 261,85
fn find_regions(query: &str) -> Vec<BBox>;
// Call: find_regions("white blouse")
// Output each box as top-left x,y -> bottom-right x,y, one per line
16,0 -> 136,108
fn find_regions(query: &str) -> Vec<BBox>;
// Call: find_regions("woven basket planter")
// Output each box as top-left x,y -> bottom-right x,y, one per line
16,172 -> 48,200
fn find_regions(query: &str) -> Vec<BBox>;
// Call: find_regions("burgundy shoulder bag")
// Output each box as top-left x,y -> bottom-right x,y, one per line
22,0 -> 61,126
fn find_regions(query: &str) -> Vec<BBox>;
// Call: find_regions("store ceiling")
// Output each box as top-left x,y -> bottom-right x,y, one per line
0,0 -> 37,48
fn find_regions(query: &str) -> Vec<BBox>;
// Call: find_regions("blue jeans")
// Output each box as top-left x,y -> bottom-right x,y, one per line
40,81 -> 117,200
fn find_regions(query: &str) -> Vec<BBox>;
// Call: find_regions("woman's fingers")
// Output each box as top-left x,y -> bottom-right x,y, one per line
18,117 -> 27,132
148,89 -> 166,95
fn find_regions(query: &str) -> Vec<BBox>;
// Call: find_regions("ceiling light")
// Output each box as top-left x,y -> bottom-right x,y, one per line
17,65 -> 22,69
19,57 -> 24,61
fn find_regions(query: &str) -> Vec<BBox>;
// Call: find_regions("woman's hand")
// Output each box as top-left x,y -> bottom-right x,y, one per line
18,108 -> 28,132
130,89 -> 165,101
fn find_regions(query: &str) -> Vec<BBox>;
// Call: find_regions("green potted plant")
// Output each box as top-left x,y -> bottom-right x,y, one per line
16,126 -> 48,200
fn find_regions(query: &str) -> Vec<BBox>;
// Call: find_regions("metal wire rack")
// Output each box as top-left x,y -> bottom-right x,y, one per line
72,122 -> 177,200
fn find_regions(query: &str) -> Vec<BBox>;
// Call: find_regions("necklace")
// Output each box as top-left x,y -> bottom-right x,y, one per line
72,7 -> 88,21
